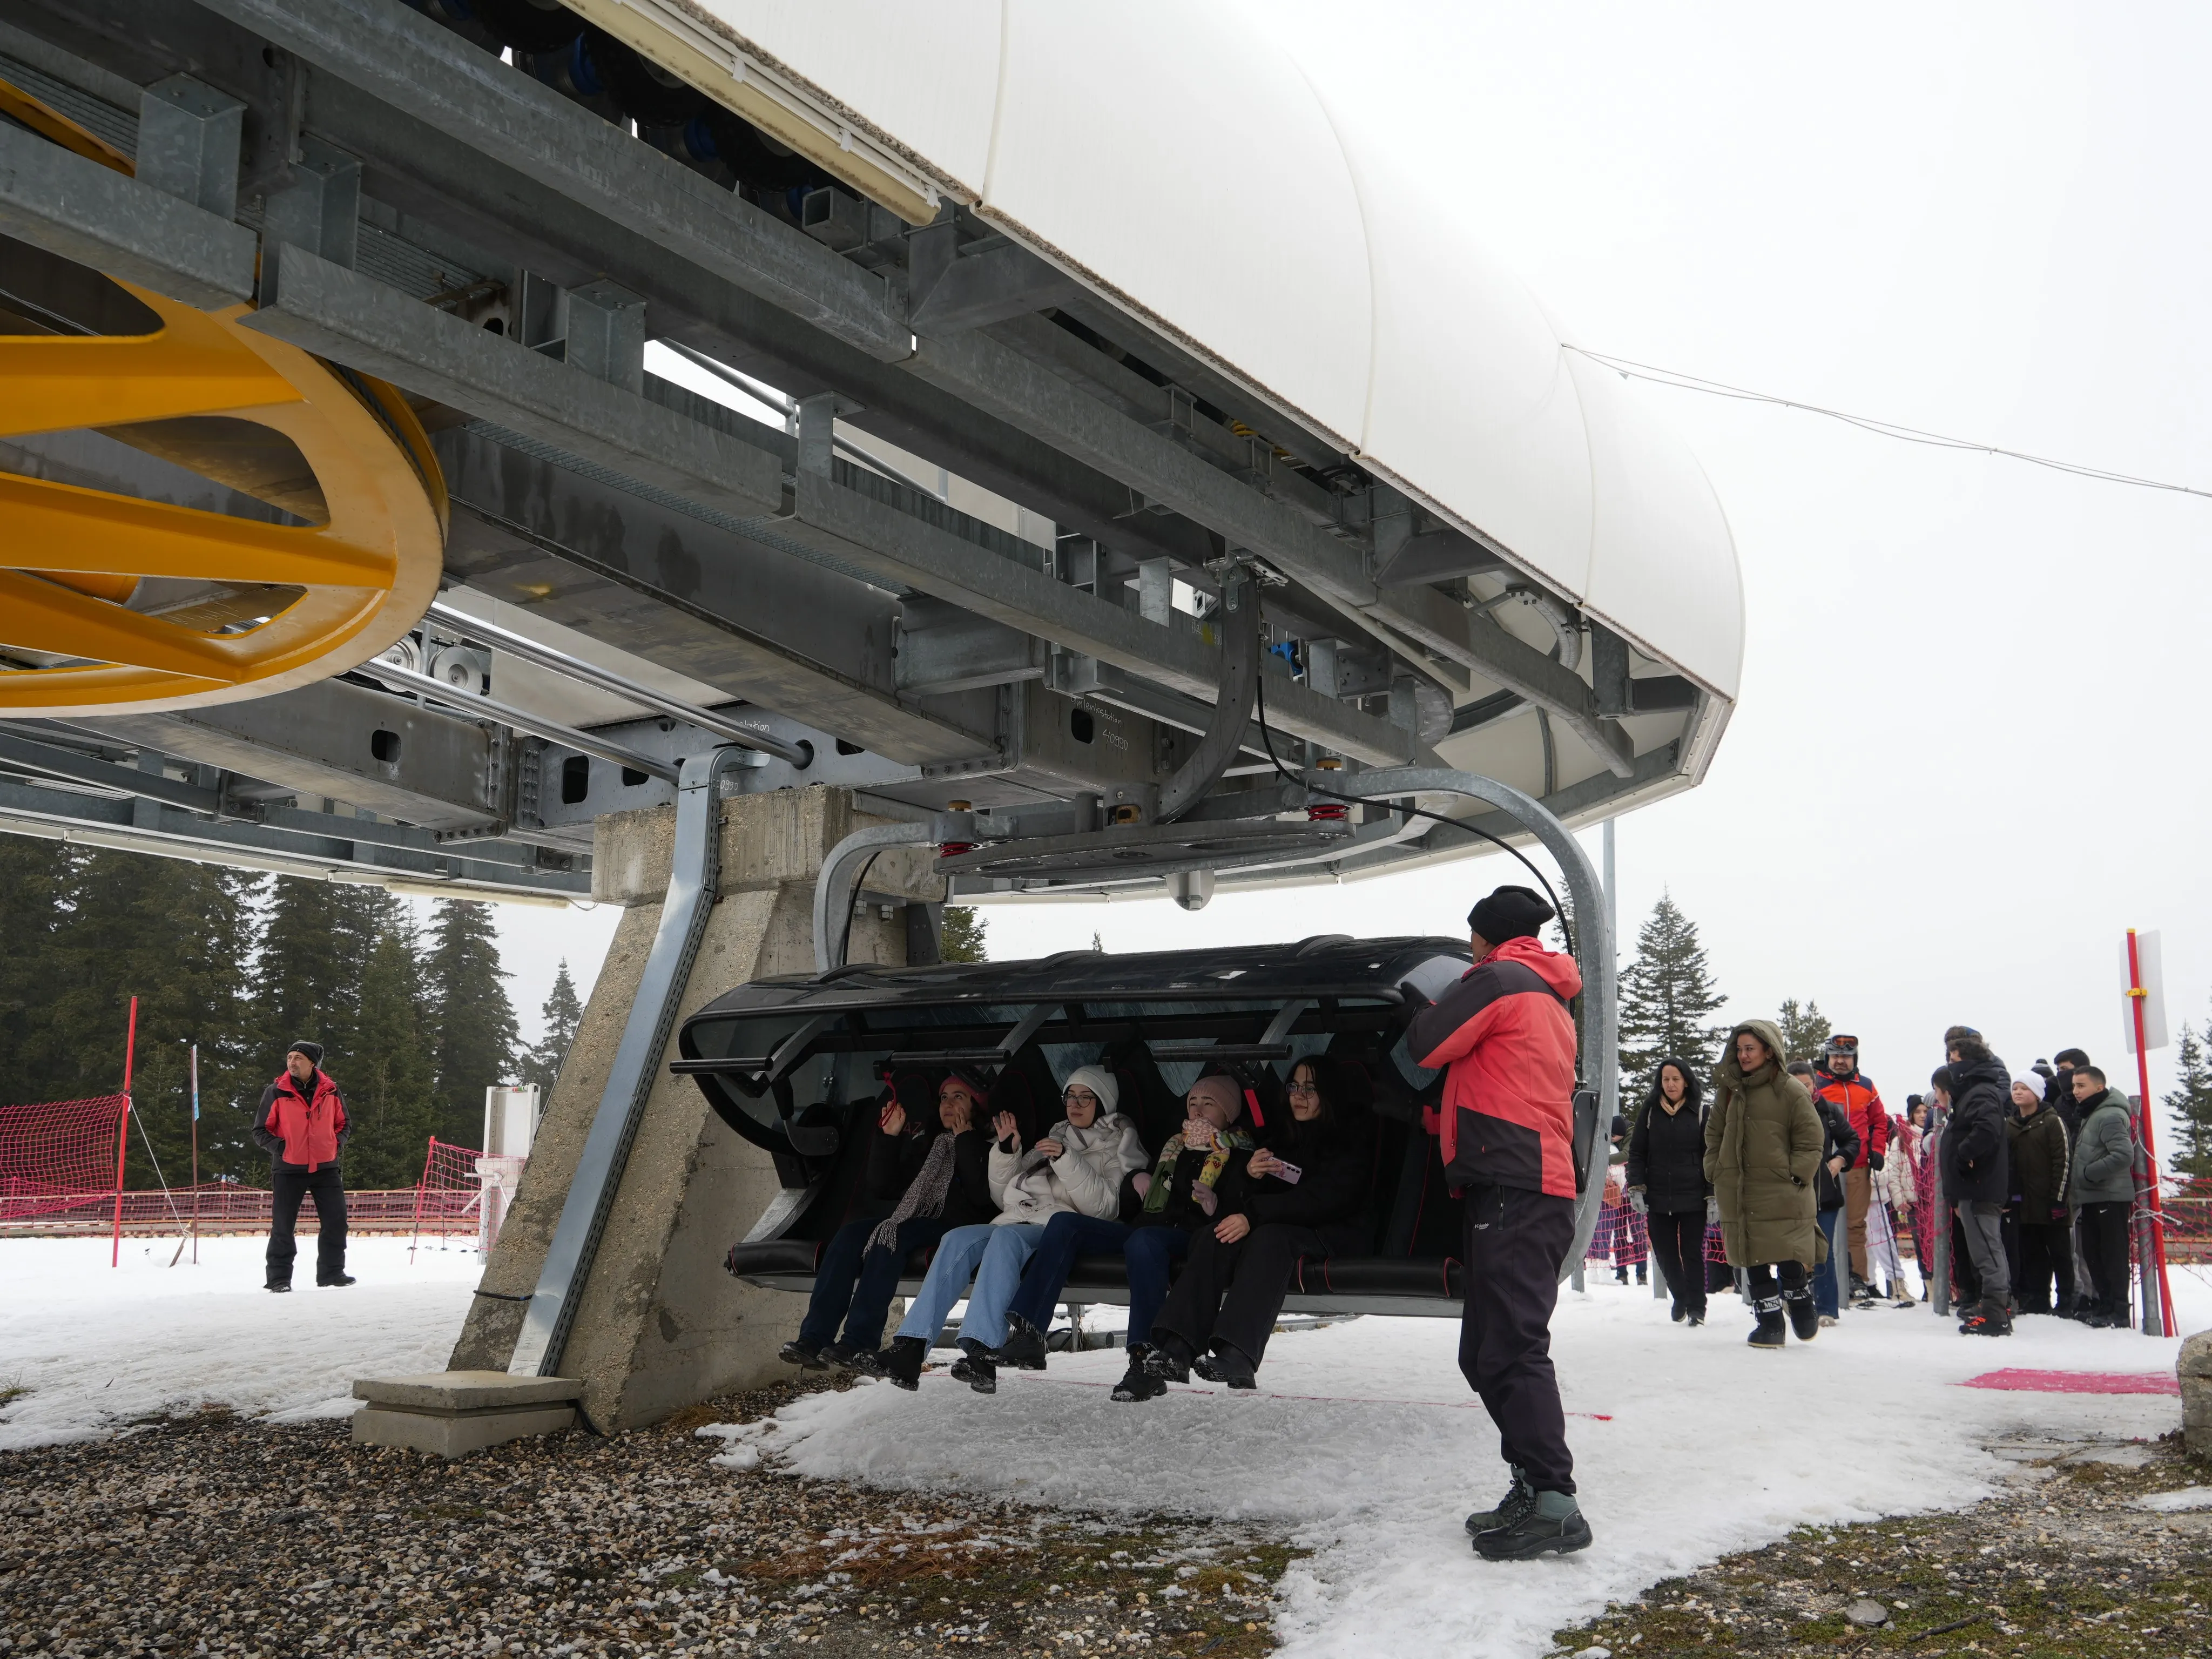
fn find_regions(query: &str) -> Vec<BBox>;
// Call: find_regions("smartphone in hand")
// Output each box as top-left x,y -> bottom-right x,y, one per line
1273,1160 -> 1303,1185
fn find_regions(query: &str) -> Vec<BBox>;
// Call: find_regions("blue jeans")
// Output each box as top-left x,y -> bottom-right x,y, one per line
893,1223 -> 1046,1349
798,1215 -> 950,1352
1007,1212 -> 1189,1352
1816,1209 -> 1844,1318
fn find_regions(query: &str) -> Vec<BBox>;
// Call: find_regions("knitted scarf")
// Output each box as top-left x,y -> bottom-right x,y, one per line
1139,1127 -> 1253,1215
869,1131 -> 957,1252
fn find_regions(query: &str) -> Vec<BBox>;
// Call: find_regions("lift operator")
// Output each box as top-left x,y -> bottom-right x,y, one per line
1407,884 -> 1593,1561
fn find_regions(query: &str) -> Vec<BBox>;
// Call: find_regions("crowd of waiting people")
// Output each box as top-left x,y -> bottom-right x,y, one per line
1610,1026 -> 2147,1345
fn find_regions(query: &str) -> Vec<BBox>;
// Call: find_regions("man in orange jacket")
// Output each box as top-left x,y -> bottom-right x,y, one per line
1811,1034 -> 1887,1305
251,1040 -> 354,1292
1408,884 -> 1591,1561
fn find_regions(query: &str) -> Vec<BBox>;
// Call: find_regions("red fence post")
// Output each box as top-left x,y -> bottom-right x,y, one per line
111,997 -> 137,1268
410,1137 -> 437,1264
2125,930 -> 2177,1337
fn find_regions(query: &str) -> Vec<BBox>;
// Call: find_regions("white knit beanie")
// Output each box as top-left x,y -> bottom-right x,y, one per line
1062,1064 -> 1121,1116
2013,1069 -> 2046,1100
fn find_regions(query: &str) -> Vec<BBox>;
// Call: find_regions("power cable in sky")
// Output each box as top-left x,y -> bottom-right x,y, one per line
1562,345 -> 2212,504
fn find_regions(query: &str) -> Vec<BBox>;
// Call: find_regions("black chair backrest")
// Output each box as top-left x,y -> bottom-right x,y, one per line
1324,1030 -> 1456,1258
1099,1035 -> 1184,1156
987,1041 -> 1060,1147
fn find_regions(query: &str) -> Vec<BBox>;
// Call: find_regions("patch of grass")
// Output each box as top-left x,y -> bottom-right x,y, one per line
0,1378 -> 26,1408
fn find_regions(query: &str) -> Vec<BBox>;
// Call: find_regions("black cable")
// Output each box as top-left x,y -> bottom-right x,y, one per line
1251,671 -> 1577,961
836,849 -> 886,973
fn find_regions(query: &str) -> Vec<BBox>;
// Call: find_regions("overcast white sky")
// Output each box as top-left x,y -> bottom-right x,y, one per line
496,4 -> 2211,1142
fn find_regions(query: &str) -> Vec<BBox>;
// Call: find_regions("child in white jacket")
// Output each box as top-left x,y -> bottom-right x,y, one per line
884,1065 -> 1146,1392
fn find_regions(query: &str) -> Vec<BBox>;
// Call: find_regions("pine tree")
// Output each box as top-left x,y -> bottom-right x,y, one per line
423,899 -> 521,1146
2164,1022 -> 2212,1183
1777,998 -> 1833,1065
253,877 -> 392,1091
0,837 -> 71,1108
519,959 -> 584,1097
1616,891 -> 1729,1091
344,916 -> 440,1187
941,906 -> 988,963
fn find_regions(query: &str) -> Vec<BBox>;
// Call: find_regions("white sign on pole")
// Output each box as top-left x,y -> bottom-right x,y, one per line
2122,930 -> 2169,1054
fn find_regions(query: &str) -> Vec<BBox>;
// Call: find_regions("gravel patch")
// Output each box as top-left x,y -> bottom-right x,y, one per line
1549,1429 -> 2212,1658
0,1375 -> 1294,1658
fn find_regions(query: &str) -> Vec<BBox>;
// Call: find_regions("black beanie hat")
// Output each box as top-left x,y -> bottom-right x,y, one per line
1468,884 -> 1554,946
288,1040 -> 324,1067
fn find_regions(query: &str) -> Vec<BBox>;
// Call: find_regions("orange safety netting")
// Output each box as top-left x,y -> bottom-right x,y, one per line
412,1137 -> 485,1243
0,1094 -> 128,1223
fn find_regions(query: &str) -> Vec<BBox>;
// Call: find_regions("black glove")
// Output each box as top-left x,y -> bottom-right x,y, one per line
1869,1152 -> 1884,1172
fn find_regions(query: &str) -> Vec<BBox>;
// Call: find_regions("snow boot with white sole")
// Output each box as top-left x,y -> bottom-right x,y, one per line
950,1338 -> 997,1393
1111,1352 -> 1166,1402
991,1313 -> 1050,1371
1747,1297 -> 1786,1349
880,1335 -> 927,1391
1473,1491 -> 1592,1561
1142,1334 -> 1195,1385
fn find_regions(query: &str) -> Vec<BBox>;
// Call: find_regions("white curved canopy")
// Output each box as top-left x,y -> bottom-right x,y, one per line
597,0 -> 1745,707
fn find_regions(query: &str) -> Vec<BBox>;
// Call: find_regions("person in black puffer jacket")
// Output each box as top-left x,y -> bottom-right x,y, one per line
1624,1056 -> 1710,1325
1148,1056 -> 1374,1388
1940,1039 -> 2014,1336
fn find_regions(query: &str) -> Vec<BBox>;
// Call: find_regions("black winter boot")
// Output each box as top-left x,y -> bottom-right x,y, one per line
1473,1490 -> 1593,1560
318,1272 -> 356,1287
1465,1467 -> 1535,1537
950,1338 -> 997,1393
1112,1350 -> 1166,1401
1143,1333 -> 1195,1384
1784,1287 -> 1820,1342
778,1338 -> 827,1370
880,1335 -> 927,1391
1196,1342 -> 1257,1390
992,1313 -> 1050,1371
1747,1296 -> 1786,1350
265,1281 -> 292,1293
1959,1297 -> 2013,1337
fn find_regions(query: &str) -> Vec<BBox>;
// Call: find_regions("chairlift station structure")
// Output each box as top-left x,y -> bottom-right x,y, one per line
0,0 -> 1743,1432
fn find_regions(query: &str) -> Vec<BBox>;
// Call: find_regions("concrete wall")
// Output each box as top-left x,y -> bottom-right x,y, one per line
449,785 -> 938,1429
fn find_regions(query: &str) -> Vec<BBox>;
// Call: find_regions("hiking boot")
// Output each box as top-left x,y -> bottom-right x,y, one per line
842,1346 -> 888,1379
1669,1299 -> 1686,1324
1111,1354 -> 1166,1402
950,1339 -> 997,1394
880,1336 -> 927,1391
318,1273 -> 356,1287
817,1341 -> 861,1371
1473,1491 -> 1593,1561
992,1313 -> 1050,1371
1197,1343 -> 1257,1390
1685,1312 -> 1706,1328
1849,1274 -> 1877,1309
1143,1334 -> 1195,1385
1464,1468 -> 1535,1537
1784,1289 -> 1820,1342
1959,1298 -> 2013,1337
778,1339 -> 828,1370
265,1282 -> 292,1294
1747,1296 -> 1786,1350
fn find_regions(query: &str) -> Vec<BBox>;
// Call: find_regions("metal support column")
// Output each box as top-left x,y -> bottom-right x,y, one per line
508,745 -> 750,1376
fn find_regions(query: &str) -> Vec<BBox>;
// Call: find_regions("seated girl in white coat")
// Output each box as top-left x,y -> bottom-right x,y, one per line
880,1065 -> 1145,1393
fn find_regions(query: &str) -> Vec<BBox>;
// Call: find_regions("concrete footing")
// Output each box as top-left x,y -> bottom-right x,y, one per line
350,1371 -> 583,1458
2183,1330 -> 2212,1456
442,785 -> 937,1432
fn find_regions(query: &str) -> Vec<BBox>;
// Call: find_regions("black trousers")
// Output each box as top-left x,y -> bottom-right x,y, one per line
1644,1209 -> 1708,1318
2015,1220 -> 2075,1314
268,1164 -> 347,1285
1949,1208 -> 1981,1306
1152,1221 -> 1357,1366
1459,1184 -> 1576,1495
2078,1201 -> 2132,1320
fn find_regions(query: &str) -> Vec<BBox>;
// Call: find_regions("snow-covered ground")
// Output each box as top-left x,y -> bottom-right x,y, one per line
3,1235 -> 2206,1659
0,1234 -> 481,1448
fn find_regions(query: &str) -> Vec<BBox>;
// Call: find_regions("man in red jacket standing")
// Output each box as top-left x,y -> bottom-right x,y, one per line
1811,1035 -> 1887,1307
252,1041 -> 355,1292
1408,885 -> 1591,1561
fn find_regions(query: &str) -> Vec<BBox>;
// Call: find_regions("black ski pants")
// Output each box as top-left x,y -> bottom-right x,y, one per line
1644,1209 -> 1708,1319
1152,1220 -> 1361,1367
1458,1183 -> 1576,1496
2078,1200 -> 2132,1321
268,1163 -> 347,1285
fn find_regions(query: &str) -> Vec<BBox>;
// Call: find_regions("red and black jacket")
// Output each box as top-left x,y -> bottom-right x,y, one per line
1812,1069 -> 1888,1168
252,1069 -> 349,1172
1406,937 -> 1583,1198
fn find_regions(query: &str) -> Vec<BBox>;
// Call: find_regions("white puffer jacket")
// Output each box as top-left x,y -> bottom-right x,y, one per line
987,1114 -> 1147,1225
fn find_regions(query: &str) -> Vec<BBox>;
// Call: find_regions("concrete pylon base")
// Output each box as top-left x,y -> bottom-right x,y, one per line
446,785 -> 937,1431
350,1372 -> 582,1458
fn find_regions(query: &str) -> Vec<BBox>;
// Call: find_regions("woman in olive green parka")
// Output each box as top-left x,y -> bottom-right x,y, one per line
1705,1019 -> 1828,1347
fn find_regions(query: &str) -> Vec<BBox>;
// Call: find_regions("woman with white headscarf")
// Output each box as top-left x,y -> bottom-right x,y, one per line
879,1064 -> 1145,1393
